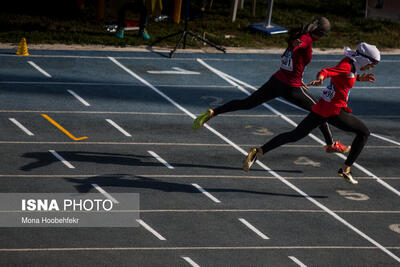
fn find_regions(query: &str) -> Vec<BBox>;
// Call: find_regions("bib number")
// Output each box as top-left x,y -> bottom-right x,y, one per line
280,50 -> 293,71
321,83 -> 335,102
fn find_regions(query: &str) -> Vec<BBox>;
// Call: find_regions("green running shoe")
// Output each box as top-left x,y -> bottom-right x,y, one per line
193,109 -> 214,130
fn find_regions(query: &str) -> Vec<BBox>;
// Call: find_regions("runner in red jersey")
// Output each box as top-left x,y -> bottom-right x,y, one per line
273,31 -> 313,88
243,42 -> 380,185
193,17 -> 350,154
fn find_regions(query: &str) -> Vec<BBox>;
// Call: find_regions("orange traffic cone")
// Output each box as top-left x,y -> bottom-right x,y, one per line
16,37 -> 29,56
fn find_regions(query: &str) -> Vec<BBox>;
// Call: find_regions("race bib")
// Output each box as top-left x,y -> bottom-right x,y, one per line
280,50 -> 293,71
321,83 -> 335,102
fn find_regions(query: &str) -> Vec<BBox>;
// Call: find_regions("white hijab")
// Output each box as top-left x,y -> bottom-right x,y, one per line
344,42 -> 380,72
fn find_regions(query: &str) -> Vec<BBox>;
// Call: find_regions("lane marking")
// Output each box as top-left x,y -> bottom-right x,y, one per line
147,67 -> 200,75
238,218 -> 270,240
8,118 -> 34,136
27,61 -> 52,78
181,257 -> 200,267
148,150 -> 174,169
67,90 -> 91,106
192,183 -> 221,203
0,246 -> 399,252
1,174 -> 399,180
289,256 -> 307,267
106,119 -> 132,137
136,219 -> 166,240
109,57 -> 400,263
371,133 -> 400,146
49,150 -> 75,169
2,80 -> 400,90
0,140 -> 396,149
0,109 -> 398,120
42,114 -> 88,141
389,224 -> 400,234
197,58 -> 400,197
91,184 -> 119,204
3,53 -> 399,62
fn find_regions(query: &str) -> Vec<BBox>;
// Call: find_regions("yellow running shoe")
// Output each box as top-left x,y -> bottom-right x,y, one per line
193,109 -> 214,130
243,147 -> 262,172
338,168 -> 358,184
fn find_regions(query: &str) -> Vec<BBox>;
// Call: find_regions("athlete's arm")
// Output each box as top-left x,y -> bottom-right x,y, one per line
357,73 -> 375,82
309,61 -> 351,86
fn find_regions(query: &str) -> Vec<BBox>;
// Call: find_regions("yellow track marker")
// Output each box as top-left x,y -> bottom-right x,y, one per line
41,114 -> 88,141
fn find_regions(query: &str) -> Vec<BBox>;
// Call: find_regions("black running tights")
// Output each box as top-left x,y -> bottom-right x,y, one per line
260,110 -> 370,166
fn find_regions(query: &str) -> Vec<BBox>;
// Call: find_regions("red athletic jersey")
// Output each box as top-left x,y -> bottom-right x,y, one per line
273,33 -> 313,87
312,57 -> 356,118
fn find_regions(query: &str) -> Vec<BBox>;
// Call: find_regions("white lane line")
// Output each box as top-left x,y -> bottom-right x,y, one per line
191,183 -> 221,203
49,150 -> 75,169
109,57 -> 400,264
91,184 -> 119,204
136,219 -> 166,240
181,257 -> 200,267
0,109 -> 398,119
0,246 -> 400,252
238,218 -> 269,240
371,133 -> 400,146
289,256 -> 307,267
148,150 -> 174,169
0,141 -> 397,149
27,61 -> 52,78
106,119 -> 132,137
197,58 -> 400,197
2,174 -> 400,180
67,90 -> 91,106
8,118 -> 34,136
3,53 -> 400,62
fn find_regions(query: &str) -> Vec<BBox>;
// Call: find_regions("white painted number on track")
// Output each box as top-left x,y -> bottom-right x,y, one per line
336,190 -> 370,201
200,96 -> 223,107
294,157 -> 321,167
389,224 -> 400,234
245,125 -> 273,136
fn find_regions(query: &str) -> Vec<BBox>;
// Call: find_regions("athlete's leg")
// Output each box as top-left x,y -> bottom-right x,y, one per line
243,112 -> 325,171
282,86 -> 334,145
193,76 -> 281,130
327,110 -> 370,184
328,110 -> 370,167
213,76 -> 281,116
260,111 -> 325,154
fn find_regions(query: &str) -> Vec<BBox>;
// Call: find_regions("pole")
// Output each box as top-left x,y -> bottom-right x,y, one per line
266,0 -> 273,28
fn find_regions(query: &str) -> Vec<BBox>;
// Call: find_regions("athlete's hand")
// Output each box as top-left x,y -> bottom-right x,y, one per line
293,39 -> 303,47
308,79 -> 324,86
358,73 -> 375,82
301,80 -> 309,90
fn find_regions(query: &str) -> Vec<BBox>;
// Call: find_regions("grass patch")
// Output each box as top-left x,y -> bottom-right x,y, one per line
2,0 -> 400,49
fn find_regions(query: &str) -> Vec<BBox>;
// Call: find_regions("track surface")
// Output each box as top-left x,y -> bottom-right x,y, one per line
0,49 -> 399,267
